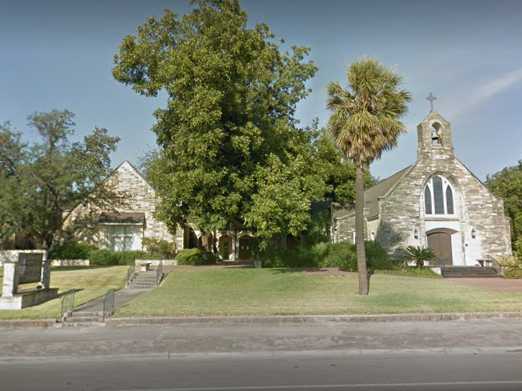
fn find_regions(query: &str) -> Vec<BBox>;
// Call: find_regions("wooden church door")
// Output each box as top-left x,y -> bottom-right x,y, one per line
427,231 -> 453,265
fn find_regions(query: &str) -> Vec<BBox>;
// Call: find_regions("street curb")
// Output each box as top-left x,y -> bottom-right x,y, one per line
1,312 -> 522,329
108,311 -> 522,327
2,346 -> 522,363
0,319 -> 57,329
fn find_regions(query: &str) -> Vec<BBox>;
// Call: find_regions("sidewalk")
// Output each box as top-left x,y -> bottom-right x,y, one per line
74,287 -> 149,313
1,317 -> 522,361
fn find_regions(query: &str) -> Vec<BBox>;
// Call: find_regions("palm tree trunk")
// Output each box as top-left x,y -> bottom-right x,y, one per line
355,165 -> 369,295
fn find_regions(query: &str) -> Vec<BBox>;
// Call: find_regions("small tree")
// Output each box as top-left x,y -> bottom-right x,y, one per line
486,160 -> 522,258
327,58 -> 411,295
0,110 -> 120,251
403,246 -> 436,268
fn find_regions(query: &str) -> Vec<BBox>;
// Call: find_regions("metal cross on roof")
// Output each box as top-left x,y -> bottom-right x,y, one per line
426,93 -> 437,112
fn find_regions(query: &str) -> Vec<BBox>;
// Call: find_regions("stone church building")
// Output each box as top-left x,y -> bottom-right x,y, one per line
67,161 -> 255,260
67,161 -> 180,252
331,111 -> 512,266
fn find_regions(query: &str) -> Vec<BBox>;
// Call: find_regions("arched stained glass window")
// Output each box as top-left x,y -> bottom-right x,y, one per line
446,186 -> 454,215
423,175 -> 456,216
424,186 -> 432,214
433,176 -> 444,214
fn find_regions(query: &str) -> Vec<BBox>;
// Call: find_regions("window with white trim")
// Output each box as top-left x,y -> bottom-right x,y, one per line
424,176 -> 455,216
106,225 -> 142,251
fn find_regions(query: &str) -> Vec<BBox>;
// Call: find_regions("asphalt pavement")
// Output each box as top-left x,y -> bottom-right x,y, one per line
1,350 -> 522,390
2,318 -> 522,390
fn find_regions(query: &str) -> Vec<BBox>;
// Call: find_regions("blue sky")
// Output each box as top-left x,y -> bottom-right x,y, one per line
1,0 -> 521,180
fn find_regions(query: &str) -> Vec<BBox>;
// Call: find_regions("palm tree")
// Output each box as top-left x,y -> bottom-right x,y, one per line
404,246 -> 436,268
327,58 -> 410,295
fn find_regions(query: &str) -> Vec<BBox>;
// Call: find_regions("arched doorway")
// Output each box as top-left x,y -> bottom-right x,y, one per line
218,235 -> 233,260
427,228 -> 455,265
238,236 -> 256,261
184,227 -> 200,249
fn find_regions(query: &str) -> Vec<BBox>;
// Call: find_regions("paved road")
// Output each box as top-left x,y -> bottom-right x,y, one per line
1,350 -> 522,390
2,318 -> 522,390
2,318 -> 522,358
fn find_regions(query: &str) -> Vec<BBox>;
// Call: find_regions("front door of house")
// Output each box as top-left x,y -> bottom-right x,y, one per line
238,236 -> 255,261
427,231 -> 453,265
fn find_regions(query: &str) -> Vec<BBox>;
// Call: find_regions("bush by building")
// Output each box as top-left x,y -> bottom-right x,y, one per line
175,248 -> 219,265
261,240 -> 393,270
49,241 -> 97,260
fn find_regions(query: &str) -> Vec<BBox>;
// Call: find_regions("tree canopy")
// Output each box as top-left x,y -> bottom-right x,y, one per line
487,160 -> 522,256
327,59 -> 411,167
0,110 -> 120,250
113,0 -> 322,243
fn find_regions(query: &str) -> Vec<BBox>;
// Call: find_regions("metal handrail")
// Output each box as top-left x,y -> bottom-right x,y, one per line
126,264 -> 136,287
156,260 -> 164,286
102,289 -> 115,321
59,290 -> 75,322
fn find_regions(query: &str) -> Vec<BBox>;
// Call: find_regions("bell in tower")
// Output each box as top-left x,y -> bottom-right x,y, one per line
416,94 -> 454,161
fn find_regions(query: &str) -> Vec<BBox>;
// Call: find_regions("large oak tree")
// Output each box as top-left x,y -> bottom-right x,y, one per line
113,0 -> 318,244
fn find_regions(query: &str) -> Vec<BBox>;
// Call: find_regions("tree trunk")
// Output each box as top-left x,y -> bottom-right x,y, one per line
355,165 -> 369,295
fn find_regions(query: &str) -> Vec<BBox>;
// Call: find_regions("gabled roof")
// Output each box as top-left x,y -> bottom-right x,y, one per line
66,160 -> 153,219
112,160 -> 154,190
365,165 -> 412,220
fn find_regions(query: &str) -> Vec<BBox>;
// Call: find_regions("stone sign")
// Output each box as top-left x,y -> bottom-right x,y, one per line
0,250 -> 58,310
17,253 -> 44,284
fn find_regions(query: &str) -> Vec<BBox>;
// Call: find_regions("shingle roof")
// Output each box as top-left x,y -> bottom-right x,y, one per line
364,165 -> 412,220
98,212 -> 146,224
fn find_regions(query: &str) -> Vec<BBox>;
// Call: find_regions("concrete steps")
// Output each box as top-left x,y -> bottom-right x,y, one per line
62,311 -> 106,327
442,266 -> 499,278
128,271 -> 160,289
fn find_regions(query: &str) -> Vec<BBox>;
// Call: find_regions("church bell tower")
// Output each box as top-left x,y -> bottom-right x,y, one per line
417,94 -> 454,161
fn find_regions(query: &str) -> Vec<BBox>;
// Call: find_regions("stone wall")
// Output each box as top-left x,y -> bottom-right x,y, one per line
68,161 -> 175,250
331,112 -> 512,264
378,157 -> 512,262
108,161 -> 173,244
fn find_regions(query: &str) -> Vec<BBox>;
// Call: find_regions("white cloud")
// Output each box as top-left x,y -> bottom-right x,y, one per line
449,67 -> 522,119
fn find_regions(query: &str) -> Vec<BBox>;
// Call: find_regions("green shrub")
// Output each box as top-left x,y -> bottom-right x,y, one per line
49,241 -> 97,260
365,241 -> 393,270
261,247 -> 317,268
315,242 -> 357,270
261,240 -> 391,271
175,248 -> 218,265
89,249 -> 146,266
497,255 -> 522,279
142,238 -> 177,259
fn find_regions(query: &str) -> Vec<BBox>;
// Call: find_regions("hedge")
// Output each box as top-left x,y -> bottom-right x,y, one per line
262,241 -> 394,270
49,241 -> 97,260
175,248 -> 218,265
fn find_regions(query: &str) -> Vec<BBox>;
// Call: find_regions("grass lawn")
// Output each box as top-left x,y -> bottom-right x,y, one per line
0,266 -> 127,320
116,267 -> 522,317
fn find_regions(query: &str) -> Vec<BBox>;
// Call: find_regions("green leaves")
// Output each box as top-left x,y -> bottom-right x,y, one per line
487,160 -> 522,258
404,246 -> 436,268
114,0 -> 318,240
327,58 -> 411,166
0,111 -> 119,250
244,152 -> 326,247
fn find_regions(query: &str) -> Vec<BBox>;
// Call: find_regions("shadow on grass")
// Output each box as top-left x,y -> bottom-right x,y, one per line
267,267 -> 354,274
50,265 -> 125,271
57,288 -> 83,298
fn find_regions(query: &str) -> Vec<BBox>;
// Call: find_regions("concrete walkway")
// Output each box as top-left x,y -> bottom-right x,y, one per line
74,287 -> 150,313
